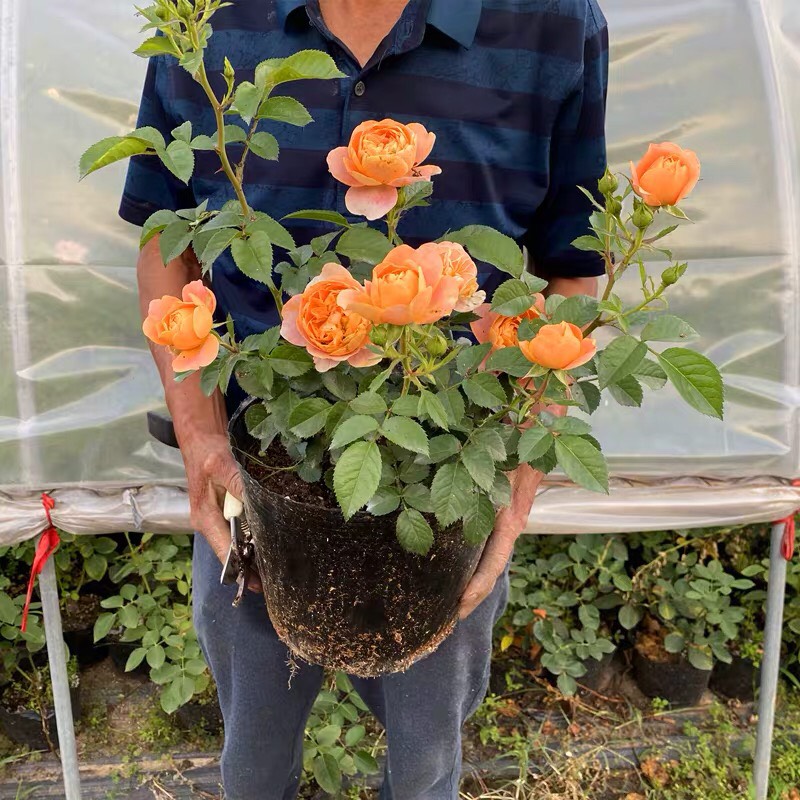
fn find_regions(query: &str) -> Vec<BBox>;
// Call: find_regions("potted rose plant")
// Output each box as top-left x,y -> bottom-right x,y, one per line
81,0 -> 723,676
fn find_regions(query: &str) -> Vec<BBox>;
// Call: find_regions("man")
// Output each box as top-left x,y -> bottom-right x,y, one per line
121,0 -> 608,796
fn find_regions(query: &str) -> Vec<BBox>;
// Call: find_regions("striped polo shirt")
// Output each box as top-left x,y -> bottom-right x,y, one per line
120,0 -> 610,338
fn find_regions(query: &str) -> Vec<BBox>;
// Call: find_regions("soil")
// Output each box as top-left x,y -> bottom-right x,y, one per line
240,437 -> 337,507
634,629 -> 679,664
62,594 -> 102,632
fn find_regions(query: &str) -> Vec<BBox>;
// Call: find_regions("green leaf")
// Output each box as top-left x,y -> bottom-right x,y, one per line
472,428 -> 507,461
381,417 -> 429,456
336,227 -> 392,265
551,416 -> 592,435
231,231 -> 274,284
161,139 -> 194,183
461,444 -> 495,492
196,229 -> 238,268
517,316 -> 546,341
517,426 -> 554,462
657,347 -> 724,419
609,375 -> 643,407
190,133 -> 216,150
430,462 -> 473,527
419,390 -> 449,430
288,398 -> 332,438
134,36 -> 178,58
571,235 -> 605,253
283,209 -> 351,227
140,209 -> 180,248
231,81 -> 261,123
641,314 -> 699,343
438,388 -> 466,427
344,724 -> 366,747
390,395 -> 419,417
633,358 -> 668,390
249,212 -> 296,251
85,554 -> 107,581
79,135 -> 153,179
403,483 -> 433,513
521,273 -> 549,294
350,392 -> 387,415
456,342 -> 492,376
269,344 -> 313,377
93,612 -> 116,642
664,632 -> 685,654
268,49 -> 346,85
223,124 -> 248,144
463,492 -> 495,545
146,644 -> 166,669
427,434 -> 461,463
256,95 -> 313,126
571,382 -> 601,414
159,220 -> 192,264
597,335 -> 647,389
463,372 -> 508,408
490,472 -> 513,507
447,225 -> 524,278
353,750 -> 380,775
315,724 -> 342,747
618,605 -> 641,630
171,121 -> 192,142
334,441 -> 382,520
490,279 -> 536,316
368,486 -> 401,516
557,673 -> 578,696
687,648 -> 714,671
399,180 -> 433,210
550,295 -> 599,327
485,346 -> 532,378
554,435 -> 608,493
331,415 -> 379,449
396,508 -> 434,555
249,131 -> 279,161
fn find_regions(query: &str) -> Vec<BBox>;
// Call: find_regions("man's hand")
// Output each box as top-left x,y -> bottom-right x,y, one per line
459,463 -> 543,619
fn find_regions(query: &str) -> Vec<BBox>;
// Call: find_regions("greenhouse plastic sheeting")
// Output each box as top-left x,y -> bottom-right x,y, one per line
1,0 -> 799,539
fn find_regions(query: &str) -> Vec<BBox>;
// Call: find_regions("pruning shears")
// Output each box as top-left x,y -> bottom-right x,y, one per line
221,492 -> 256,607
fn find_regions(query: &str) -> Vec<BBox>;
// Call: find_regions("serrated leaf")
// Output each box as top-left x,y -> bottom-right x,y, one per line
269,49 -> 346,84
134,36 -> 178,58
570,381 -> 601,414
472,428 -> 506,461
390,395 -> 419,417
456,342 -> 492,376
633,358 -> 668,389
463,492 -> 495,544
485,346 -> 532,378
419,390 -> 449,430
609,375 -> 643,407
288,398 -> 332,438
396,508 -> 434,555
196,229 -> 238,268
446,225 -> 524,278
313,753 -> 342,794
657,347 -> 724,419
554,435 -> 608,493
461,443 -> 496,491
517,426 -> 553,462
431,462 -> 473,527
403,483 -> 433,513
490,279 -> 535,316
438,388 -> 466,427
550,295 -> 599,327
331,415 -> 379,449
231,81 -> 261,123
463,372 -> 508,408
269,344 -> 313,376
159,220 -> 192,264
336,227 -> 392,265
518,316 -> 546,341
256,95 -> 313,126
160,139 -> 194,183
571,235 -> 605,253
223,124 -> 248,144
350,392 -> 387,415
140,209 -> 179,248
231,231 -> 273,283
598,335 -> 647,389
171,120 -> 192,142
381,417 -> 429,456
367,486 -> 401,516
490,473 -> 513,507
283,209 -> 350,227
249,131 -> 279,160
334,441 -> 382,519
427,434 -> 461,463
79,135 -> 153,179
641,314 -> 699,343
249,212 -> 295,251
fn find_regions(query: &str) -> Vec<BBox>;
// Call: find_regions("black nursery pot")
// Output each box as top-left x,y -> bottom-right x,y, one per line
229,399 -> 485,677
0,683 -> 81,751
62,594 -> 109,667
174,694 -> 224,734
710,656 -> 760,702
633,648 -> 710,707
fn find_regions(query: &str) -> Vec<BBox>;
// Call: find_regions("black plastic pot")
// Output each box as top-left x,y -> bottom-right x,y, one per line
710,656 -> 759,702
0,683 -> 81,751
62,594 -> 110,667
578,650 -> 616,694
63,627 -> 109,668
633,648 -> 710,707
229,399 -> 485,677
174,694 -> 224,734
108,634 -> 149,678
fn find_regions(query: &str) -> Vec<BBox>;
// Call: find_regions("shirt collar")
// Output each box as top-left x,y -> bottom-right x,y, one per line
276,0 -> 482,49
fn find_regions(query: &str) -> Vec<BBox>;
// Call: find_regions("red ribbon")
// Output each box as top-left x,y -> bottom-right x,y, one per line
20,493 -> 60,632
777,479 -> 800,562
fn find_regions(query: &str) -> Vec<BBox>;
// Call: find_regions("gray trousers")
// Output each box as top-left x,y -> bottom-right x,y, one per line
192,534 -> 508,800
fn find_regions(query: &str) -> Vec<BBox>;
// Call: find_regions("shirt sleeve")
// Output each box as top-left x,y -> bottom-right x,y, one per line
118,58 -> 195,227
524,1 -> 610,279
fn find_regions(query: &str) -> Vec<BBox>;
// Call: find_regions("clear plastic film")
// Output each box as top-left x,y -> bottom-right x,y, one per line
0,0 -> 798,540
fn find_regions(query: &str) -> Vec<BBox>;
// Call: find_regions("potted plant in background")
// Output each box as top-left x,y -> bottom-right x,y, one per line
81,0 -> 723,676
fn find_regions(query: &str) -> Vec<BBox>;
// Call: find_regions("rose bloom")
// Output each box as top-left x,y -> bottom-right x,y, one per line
469,294 -> 546,350
281,264 -> 381,372
327,119 -> 441,220
519,322 -> 597,371
435,242 -> 485,312
631,142 -> 701,207
338,243 -> 460,326
142,280 -> 219,372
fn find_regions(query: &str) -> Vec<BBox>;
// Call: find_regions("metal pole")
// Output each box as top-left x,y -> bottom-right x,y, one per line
39,556 -> 82,800
753,522 -> 788,800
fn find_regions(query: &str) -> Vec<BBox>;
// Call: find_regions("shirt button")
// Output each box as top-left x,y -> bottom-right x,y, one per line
354,80 -> 366,97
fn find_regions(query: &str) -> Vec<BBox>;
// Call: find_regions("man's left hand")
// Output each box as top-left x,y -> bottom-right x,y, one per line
458,463 -> 543,619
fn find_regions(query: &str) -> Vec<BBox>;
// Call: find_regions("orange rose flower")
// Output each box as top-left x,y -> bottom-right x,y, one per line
327,119 -> 441,220
337,243 -> 460,325
142,280 -> 219,372
281,263 -> 381,372
435,242 -> 485,312
519,322 -> 597,371
469,295 -> 546,350
631,142 -> 701,207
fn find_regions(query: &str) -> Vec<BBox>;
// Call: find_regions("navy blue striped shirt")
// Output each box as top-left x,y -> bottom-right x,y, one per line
120,0 -> 609,337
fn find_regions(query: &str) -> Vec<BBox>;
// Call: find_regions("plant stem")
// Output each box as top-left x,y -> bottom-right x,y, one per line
620,283 -> 667,319
386,206 -> 401,246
